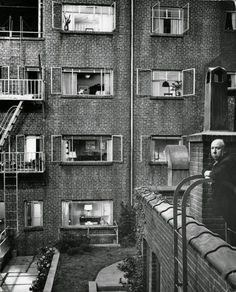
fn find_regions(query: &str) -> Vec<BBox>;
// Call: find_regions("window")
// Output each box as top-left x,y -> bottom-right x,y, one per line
151,136 -> 181,162
51,68 -> 113,96
25,201 -> 43,227
152,71 -> 182,97
51,135 -> 123,163
137,68 -> 195,96
52,3 -> 116,32
152,3 -> 189,35
225,12 -> 236,30
62,69 -> 113,96
0,0 -> 43,38
62,200 -> 113,226
227,72 -> 236,89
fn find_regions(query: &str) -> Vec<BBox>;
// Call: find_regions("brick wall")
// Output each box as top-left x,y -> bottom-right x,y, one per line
135,188 -> 236,292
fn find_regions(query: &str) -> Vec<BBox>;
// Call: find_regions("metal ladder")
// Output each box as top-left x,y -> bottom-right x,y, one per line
173,175 -> 212,292
0,101 -> 23,149
3,173 -> 19,234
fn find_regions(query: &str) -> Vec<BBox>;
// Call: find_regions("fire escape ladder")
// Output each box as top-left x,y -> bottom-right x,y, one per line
3,172 -> 19,234
173,175 -> 212,292
0,101 -> 23,149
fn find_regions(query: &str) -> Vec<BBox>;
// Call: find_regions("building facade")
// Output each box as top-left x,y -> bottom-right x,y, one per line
0,0 -> 236,253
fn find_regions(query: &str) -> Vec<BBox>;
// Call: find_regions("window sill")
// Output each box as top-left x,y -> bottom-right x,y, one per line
150,33 -> 184,38
61,95 -> 113,100
60,225 -> 115,230
60,161 -> 113,166
24,226 -> 43,232
224,29 -> 236,33
61,30 -> 114,36
149,161 -> 168,166
0,37 -> 45,41
150,96 -> 184,100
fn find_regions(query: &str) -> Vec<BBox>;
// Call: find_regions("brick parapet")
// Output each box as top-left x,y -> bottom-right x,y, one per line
135,187 -> 236,291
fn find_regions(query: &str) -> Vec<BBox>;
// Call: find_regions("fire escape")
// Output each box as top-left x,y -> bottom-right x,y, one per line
0,64 -> 45,235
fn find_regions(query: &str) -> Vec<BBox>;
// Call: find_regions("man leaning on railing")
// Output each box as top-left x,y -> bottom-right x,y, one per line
204,139 -> 236,246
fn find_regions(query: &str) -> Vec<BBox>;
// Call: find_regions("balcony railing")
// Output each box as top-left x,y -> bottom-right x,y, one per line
0,79 -> 44,101
0,152 -> 45,173
0,30 -> 43,38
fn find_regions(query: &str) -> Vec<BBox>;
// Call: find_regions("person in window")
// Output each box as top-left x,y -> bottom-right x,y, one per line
204,139 -> 236,246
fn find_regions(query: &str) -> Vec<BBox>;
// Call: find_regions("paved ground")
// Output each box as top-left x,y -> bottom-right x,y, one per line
95,261 -> 127,291
0,256 -> 38,292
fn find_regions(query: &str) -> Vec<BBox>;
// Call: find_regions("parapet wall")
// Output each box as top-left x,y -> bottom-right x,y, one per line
135,187 -> 236,292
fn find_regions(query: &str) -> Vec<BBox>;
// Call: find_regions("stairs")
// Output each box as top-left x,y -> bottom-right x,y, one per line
3,173 -> 18,233
0,101 -> 23,149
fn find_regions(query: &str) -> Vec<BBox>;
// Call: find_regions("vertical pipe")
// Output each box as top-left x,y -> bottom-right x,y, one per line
130,0 -> 134,205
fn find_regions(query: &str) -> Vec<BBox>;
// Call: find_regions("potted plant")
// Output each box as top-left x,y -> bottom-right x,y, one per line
171,81 -> 182,96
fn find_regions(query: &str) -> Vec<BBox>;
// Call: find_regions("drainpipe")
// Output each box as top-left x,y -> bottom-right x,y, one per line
130,0 -> 134,205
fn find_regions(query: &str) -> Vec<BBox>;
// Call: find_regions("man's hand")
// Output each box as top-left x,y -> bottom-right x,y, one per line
204,170 -> 211,178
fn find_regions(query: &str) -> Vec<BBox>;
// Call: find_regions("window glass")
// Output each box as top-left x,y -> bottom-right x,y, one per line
62,69 -> 112,96
153,7 -> 183,34
62,5 -> 114,32
227,73 -> 236,88
62,200 -> 113,226
152,71 -> 182,96
25,201 -> 43,227
225,12 -> 236,30
62,136 -> 112,162
151,137 -> 180,162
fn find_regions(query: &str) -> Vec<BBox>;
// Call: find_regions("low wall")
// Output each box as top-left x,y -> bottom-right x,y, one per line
135,187 -> 236,291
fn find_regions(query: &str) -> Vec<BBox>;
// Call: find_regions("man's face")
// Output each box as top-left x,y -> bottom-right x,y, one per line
211,140 -> 224,161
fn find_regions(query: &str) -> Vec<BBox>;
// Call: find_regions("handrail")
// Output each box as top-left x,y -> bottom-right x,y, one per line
0,105 -> 17,134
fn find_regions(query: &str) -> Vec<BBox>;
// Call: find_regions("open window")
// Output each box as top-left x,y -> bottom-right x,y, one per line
61,4 -> 116,32
51,135 -> 123,163
137,68 -> 195,97
62,200 -> 113,226
227,72 -> 236,89
25,201 -> 43,227
0,0 -> 43,38
152,2 -> 189,35
225,11 -> 236,30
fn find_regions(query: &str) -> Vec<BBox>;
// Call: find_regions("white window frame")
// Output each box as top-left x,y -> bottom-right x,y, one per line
225,11 -> 236,30
62,4 -> 116,32
152,2 -> 189,35
51,135 -> 123,163
24,201 -> 43,227
182,68 -> 195,96
150,136 -> 181,163
227,72 -> 236,89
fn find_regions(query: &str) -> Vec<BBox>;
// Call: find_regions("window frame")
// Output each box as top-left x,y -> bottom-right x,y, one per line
24,201 -> 43,228
151,2 -> 189,35
225,11 -> 236,31
51,134 -> 123,163
227,72 -> 236,89
136,68 -> 195,97
61,200 -> 114,227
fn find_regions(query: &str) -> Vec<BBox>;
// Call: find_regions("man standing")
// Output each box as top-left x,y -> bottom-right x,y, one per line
204,139 -> 236,246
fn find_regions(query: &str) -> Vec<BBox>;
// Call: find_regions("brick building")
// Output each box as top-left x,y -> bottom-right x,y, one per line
0,0 -> 236,255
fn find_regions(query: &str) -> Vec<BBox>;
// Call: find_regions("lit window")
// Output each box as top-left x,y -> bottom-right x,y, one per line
225,12 -> 236,30
227,72 -> 236,89
62,4 -> 116,32
151,137 -> 181,162
62,69 -> 113,96
62,200 -> 113,226
25,201 -> 43,227
137,68 -> 195,96
152,71 -> 182,97
51,135 -> 123,163
152,3 -> 189,35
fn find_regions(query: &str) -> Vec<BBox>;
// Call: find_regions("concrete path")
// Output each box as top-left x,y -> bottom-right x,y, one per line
95,261 -> 127,291
0,256 -> 38,292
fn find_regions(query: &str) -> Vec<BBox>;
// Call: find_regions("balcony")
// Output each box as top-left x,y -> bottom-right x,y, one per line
0,152 -> 45,173
0,79 -> 44,101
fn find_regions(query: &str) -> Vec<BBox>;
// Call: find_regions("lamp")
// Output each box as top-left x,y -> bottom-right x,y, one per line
68,151 -> 77,161
85,74 -> 91,79
84,204 -> 93,216
162,81 -> 170,87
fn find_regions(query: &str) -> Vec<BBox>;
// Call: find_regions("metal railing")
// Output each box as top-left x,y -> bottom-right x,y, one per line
173,175 -> 212,292
0,79 -> 44,100
0,152 -> 45,173
0,30 -> 43,38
